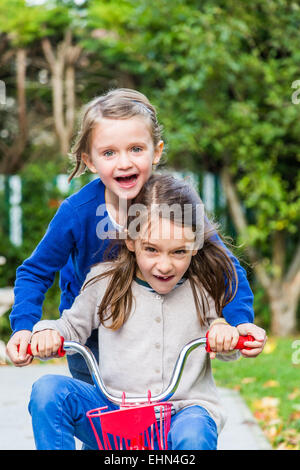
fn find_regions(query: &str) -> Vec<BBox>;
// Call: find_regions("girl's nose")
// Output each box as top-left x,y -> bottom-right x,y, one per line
157,256 -> 173,274
117,152 -> 133,170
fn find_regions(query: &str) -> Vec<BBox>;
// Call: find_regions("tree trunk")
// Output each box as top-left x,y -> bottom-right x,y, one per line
0,48 -> 28,174
52,61 -> 69,156
16,48 -> 27,151
41,31 -> 81,156
268,284 -> 298,336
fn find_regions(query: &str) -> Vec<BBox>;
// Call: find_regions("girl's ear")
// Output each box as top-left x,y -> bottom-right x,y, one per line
191,242 -> 199,256
153,140 -> 164,165
125,238 -> 135,252
82,152 -> 97,173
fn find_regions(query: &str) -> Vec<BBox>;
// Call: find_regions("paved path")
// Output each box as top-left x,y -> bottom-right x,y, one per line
0,362 -> 271,450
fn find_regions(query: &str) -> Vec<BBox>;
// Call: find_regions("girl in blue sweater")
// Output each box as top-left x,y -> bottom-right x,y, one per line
7,88 -> 258,383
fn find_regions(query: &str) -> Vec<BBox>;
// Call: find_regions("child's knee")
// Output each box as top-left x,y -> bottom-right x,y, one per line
169,407 -> 218,450
170,427 -> 217,450
178,426 -> 217,450
29,374 -> 65,415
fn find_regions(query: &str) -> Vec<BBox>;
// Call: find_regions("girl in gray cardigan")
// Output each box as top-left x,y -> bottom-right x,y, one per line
28,174 -> 266,450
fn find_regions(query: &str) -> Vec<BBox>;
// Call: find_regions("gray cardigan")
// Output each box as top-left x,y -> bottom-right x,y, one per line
32,263 -> 240,433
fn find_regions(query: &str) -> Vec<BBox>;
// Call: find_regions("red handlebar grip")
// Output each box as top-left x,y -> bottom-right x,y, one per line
18,336 -> 65,357
235,335 -> 255,350
206,332 -> 255,353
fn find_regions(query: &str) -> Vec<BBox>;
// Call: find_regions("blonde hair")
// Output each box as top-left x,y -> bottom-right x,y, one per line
68,88 -> 164,182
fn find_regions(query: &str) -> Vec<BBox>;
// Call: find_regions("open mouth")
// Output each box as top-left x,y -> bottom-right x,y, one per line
154,275 -> 175,282
115,174 -> 138,187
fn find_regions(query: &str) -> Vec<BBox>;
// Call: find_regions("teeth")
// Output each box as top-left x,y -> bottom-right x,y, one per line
116,174 -> 136,181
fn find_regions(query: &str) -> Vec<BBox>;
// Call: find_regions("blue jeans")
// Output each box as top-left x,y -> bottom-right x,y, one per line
28,374 -> 218,450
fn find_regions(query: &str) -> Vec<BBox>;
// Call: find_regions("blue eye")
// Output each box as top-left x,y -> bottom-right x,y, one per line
131,146 -> 143,153
103,150 -> 115,158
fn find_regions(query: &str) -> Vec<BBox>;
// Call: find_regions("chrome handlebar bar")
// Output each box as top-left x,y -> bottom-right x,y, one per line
63,336 -> 208,405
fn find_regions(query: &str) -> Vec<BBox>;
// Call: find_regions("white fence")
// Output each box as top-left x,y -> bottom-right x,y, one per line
0,171 -> 226,248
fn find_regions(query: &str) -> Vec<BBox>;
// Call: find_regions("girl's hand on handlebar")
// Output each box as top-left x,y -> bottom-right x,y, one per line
236,323 -> 267,358
208,322 -> 239,359
6,330 -> 33,367
30,329 -> 62,358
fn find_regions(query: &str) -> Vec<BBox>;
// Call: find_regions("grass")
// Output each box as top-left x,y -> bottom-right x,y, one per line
212,336 -> 300,450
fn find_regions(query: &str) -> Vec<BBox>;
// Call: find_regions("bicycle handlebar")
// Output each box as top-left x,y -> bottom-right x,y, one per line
22,333 -> 254,405
24,338 -> 66,357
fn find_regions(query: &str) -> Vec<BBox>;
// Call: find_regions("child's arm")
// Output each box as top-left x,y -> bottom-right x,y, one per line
209,230 -> 254,326
7,200 -> 78,365
30,268 -> 102,357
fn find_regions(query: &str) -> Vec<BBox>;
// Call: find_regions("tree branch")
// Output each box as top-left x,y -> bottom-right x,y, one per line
41,38 -> 56,70
272,230 -> 285,284
65,65 -> 75,137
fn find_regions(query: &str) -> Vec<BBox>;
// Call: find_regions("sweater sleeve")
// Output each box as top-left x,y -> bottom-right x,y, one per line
10,199 -> 79,334
32,268 -> 102,345
209,231 -> 254,326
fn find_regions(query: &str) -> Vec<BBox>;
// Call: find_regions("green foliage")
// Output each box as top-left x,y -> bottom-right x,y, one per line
0,0 -> 86,47
0,0 -> 46,46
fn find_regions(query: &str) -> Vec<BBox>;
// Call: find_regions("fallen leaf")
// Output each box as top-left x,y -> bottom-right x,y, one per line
288,388 -> 300,400
276,442 -> 297,450
252,397 -> 280,424
263,380 -> 279,388
242,377 -> 256,384
265,425 -> 280,439
263,339 -> 277,354
289,411 -> 300,421
281,428 -> 300,448
253,397 -> 280,409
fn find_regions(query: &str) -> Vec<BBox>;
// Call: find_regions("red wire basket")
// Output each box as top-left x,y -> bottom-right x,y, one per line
86,394 -> 172,450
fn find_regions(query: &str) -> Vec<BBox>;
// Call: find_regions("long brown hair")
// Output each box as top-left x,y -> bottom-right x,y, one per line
83,174 -> 238,330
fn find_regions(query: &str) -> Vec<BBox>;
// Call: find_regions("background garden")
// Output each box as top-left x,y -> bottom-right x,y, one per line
0,0 -> 299,449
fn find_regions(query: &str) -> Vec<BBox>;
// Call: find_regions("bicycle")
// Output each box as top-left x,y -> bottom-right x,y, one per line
24,333 -> 254,450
